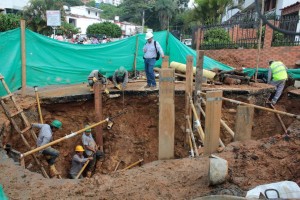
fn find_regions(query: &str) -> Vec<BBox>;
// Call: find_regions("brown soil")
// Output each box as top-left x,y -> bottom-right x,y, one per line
213,54 -> 246,70
0,89 -> 299,199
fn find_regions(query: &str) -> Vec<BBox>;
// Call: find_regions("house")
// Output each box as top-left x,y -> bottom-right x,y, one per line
65,6 -> 103,34
0,0 -> 29,14
222,0 -> 300,22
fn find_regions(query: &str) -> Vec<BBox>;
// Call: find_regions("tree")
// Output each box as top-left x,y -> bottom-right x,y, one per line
63,0 -> 83,6
193,0 -> 243,24
155,0 -> 178,30
86,22 -> 122,38
0,14 -> 21,32
23,0 -> 66,35
58,21 -> 79,37
86,0 -> 96,7
99,3 -> 121,20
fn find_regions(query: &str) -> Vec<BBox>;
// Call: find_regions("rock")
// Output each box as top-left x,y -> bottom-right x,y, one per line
209,155 -> 228,186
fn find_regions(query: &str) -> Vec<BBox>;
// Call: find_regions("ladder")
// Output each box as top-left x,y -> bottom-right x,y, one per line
0,74 -> 49,178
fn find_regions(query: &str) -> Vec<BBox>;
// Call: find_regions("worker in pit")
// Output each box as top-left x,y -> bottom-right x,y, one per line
267,60 -> 288,105
87,69 -> 107,92
69,145 -> 93,179
82,125 -> 104,178
32,120 -> 62,177
108,66 -> 129,90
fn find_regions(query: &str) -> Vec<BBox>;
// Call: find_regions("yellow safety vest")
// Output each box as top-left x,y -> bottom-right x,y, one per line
270,61 -> 288,81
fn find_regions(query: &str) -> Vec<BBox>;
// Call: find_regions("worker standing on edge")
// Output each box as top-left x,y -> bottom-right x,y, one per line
69,145 -> 93,179
143,32 -> 164,90
32,119 -> 62,177
110,66 -> 128,90
267,60 -> 288,105
87,69 -> 107,92
82,125 -> 104,178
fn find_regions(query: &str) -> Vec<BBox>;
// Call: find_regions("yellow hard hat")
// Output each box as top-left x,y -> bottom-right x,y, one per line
75,145 -> 84,152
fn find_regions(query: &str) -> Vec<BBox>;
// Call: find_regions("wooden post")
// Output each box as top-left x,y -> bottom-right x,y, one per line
20,20 -> 26,96
196,28 -> 201,51
255,0 -> 264,82
161,56 -> 169,69
159,68 -> 175,159
94,82 -> 103,151
194,50 -> 204,123
234,106 -> 254,142
204,91 -> 222,155
133,35 -> 139,77
185,56 -> 193,144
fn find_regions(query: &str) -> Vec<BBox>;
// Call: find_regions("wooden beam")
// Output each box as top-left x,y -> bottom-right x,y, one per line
204,91 -> 222,155
159,68 -> 175,159
94,82 -> 103,151
161,55 -> 169,69
234,106 -> 254,142
185,56 -> 193,144
133,35 -> 139,77
20,20 -> 26,96
194,50 -> 204,124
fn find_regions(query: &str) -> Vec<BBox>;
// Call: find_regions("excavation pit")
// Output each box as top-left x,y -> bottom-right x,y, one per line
0,81 -> 299,199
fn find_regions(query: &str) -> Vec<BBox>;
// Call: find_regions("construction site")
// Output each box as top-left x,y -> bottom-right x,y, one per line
1,20 -> 300,199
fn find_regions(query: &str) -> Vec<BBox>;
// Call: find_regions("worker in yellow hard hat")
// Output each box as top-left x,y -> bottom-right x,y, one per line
69,145 -> 93,179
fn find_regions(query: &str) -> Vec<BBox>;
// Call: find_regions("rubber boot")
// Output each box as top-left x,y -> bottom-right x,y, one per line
86,171 -> 92,178
49,165 -> 61,178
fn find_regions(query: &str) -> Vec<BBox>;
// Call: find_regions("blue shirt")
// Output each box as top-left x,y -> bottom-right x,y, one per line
143,40 -> 164,59
33,123 -> 53,147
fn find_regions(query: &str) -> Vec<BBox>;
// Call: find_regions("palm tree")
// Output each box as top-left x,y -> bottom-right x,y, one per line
155,0 -> 178,30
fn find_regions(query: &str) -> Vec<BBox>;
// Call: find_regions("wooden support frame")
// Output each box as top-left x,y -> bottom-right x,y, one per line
20,20 -> 26,96
234,105 -> 254,142
94,82 -> 103,151
194,50 -> 204,124
185,56 -> 193,144
204,91 -> 223,155
133,35 -> 139,77
158,65 -> 175,160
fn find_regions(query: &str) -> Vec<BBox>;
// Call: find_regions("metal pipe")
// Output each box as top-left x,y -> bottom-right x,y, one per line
34,86 -> 43,124
201,92 -> 300,119
188,94 -> 205,141
21,118 -> 109,158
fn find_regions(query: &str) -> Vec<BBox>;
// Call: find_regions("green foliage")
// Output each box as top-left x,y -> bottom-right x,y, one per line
0,14 -> 21,32
204,28 -> 231,43
155,0 -> 178,30
58,21 -> 79,36
63,0 -> 83,6
99,3 -> 121,20
86,0 -> 96,7
23,0 -> 66,35
86,22 -> 122,38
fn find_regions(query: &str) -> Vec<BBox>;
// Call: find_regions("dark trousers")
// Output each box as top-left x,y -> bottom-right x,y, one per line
86,150 -> 104,172
42,147 -> 59,165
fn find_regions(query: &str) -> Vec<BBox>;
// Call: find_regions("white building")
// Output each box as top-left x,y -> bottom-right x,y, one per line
120,21 -> 142,36
65,6 -> 102,34
0,0 -> 29,14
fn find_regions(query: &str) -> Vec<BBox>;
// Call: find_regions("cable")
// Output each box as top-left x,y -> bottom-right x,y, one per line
255,0 -> 300,35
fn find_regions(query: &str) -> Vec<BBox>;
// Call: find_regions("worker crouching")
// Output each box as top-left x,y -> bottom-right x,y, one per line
32,119 -> 62,177
69,145 -> 93,179
108,66 -> 128,90
87,69 -> 107,92
82,125 -> 104,178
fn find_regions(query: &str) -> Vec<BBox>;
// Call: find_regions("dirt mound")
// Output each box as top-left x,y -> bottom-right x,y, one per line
214,54 -> 245,70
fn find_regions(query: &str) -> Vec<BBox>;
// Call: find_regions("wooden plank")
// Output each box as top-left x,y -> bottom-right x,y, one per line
161,56 -> 169,69
234,106 -> 254,142
185,56 -> 193,144
159,68 -> 175,159
94,82 -> 103,151
21,20 -> 26,96
204,91 -> 223,155
194,50 -> 204,123
133,35 -> 139,77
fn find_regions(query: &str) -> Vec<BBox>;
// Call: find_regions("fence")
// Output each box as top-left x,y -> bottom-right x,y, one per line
195,14 -> 300,50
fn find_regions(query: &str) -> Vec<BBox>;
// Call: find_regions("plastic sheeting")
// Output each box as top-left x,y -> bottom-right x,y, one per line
243,68 -> 300,80
0,28 -> 234,95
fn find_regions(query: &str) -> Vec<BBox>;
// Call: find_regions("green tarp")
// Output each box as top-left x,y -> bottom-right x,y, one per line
243,68 -> 300,80
0,28 -> 232,95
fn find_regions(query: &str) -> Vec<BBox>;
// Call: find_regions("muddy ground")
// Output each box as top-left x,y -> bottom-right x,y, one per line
0,88 -> 299,199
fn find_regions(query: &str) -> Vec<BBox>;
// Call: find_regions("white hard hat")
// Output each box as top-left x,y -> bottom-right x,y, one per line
145,32 -> 153,40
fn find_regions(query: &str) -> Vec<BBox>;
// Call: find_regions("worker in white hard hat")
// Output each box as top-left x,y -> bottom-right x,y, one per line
143,32 -> 164,90
69,145 -> 93,179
